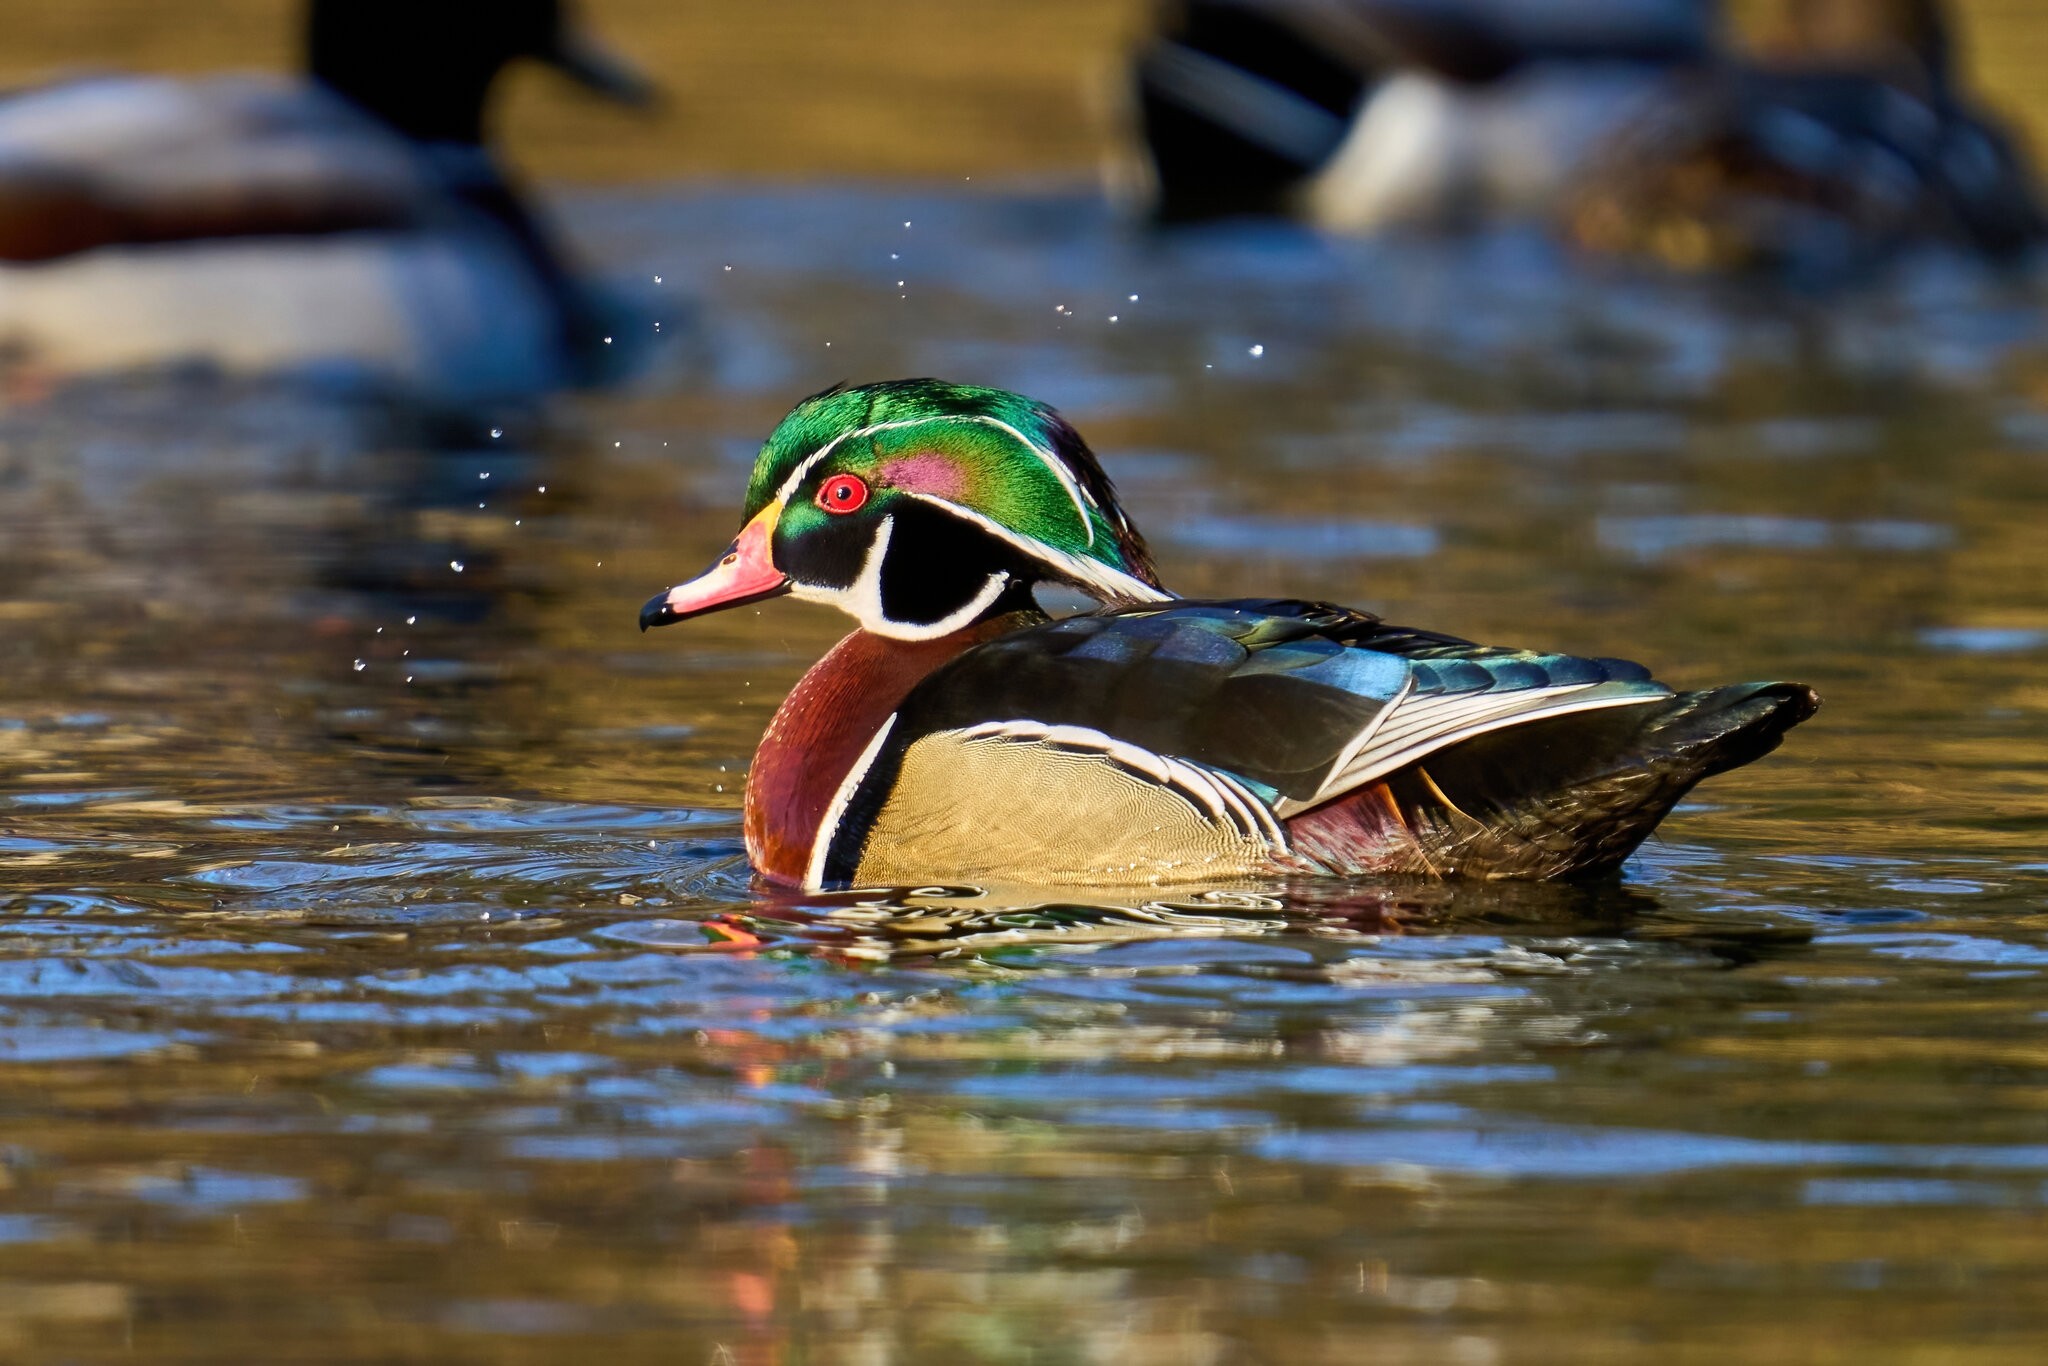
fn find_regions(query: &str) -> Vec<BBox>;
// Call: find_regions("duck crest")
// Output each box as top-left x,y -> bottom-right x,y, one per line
746,379 -> 1163,595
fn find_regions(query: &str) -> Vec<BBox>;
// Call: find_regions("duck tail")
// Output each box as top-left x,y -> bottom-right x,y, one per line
1649,681 -> 1821,782
1325,681 -> 1821,880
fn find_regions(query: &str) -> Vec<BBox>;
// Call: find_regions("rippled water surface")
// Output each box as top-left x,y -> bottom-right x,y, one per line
4,188 -> 2048,1362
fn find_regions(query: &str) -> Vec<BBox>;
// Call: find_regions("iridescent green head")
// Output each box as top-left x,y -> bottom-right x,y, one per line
643,380 -> 1169,640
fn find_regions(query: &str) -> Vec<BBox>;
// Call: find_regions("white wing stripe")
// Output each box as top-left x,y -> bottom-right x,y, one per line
1364,683 -> 1592,750
1275,687 -> 1669,818
1213,767 -> 1290,850
949,720 -> 1285,849
905,495 -> 1172,606
1323,672 -> 1413,784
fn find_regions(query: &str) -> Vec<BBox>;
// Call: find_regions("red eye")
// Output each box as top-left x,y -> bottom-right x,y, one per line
816,474 -> 869,514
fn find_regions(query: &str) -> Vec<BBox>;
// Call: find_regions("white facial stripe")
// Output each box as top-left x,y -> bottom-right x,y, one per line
810,512 -> 1015,641
839,513 -> 895,630
959,414 -> 1099,546
902,494 -> 1173,607
775,414 -> 1100,547
806,713 -> 898,890
860,571 -> 1011,641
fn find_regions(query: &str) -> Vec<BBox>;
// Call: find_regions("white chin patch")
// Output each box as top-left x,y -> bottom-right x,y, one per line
804,515 -> 1014,641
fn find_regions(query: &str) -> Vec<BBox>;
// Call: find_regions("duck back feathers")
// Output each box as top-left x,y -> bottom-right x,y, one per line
809,600 -> 1817,887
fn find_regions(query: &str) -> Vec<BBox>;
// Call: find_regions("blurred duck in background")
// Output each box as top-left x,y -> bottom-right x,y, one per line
1132,0 -> 2044,280
1569,0 -> 2045,274
0,0 -> 655,406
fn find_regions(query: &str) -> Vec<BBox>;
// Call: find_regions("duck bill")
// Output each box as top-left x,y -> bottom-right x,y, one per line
640,502 -> 789,630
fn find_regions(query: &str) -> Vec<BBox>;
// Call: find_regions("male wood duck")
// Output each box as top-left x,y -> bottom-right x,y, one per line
1132,0 -> 2043,277
640,380 -> 1819,890
0,0 -> 653,404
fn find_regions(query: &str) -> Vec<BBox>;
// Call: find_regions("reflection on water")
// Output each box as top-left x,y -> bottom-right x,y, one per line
3,186 -> 2048,1359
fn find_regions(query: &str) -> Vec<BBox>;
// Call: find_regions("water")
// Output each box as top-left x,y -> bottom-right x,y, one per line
4,186 -> 2048,1361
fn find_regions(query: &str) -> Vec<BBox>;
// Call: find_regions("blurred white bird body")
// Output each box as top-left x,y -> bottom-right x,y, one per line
0,0 -> 653,407
1299,65 -> 1667,231
0,226 -> 567,402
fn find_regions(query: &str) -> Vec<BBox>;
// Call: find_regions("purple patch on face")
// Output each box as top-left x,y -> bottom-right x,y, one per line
879,452 -> 967,500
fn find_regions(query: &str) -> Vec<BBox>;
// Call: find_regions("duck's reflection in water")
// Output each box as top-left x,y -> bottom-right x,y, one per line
688,874 -> 1806,967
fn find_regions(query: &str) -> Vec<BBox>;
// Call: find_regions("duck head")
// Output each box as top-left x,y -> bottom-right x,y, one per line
307,0 -> 655,147
642,380 -> 1172,642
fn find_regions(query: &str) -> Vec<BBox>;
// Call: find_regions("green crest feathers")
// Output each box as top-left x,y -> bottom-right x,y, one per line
744,379 -> 1161,588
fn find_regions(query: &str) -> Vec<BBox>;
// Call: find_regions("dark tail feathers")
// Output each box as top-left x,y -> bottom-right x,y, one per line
1379,680 -> 1820,879
1652,681 -> 1822,782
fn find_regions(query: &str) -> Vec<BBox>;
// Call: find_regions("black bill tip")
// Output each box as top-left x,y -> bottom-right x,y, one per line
639,589 -> 679,632
639,580 -> 791,632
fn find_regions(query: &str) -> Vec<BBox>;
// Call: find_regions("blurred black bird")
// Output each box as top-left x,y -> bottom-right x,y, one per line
0,0 -> 657,404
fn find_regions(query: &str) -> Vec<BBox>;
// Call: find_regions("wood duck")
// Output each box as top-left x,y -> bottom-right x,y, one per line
640,380 -> 1819,891
0,0 -> 654,404
1132,0 -> 2042,277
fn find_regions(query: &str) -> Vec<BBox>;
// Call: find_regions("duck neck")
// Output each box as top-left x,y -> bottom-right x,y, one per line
306,2 -> 505,148
744,608 -> 1043,887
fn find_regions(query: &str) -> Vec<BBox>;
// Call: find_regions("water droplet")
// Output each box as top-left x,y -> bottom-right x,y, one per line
1108,315 -> 1119,323
902,221 -> 912,228
450,561 -> 465,573
352,660 -> 366,672
1249,344 -> 1265,357
603,336 -> 613,344
489,427 -> 502,439
897,281 -> 905,288
890,253 -> 899,260
538,486 -> 546,494
653,274 -> 663,284
1129,294 -> 1139,302
723,264 -> 733,271
406,616 -> 417,625
479,471 -> 490,479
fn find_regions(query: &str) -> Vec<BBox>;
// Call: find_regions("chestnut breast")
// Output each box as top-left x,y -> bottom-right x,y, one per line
744,616 -> 1030,886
